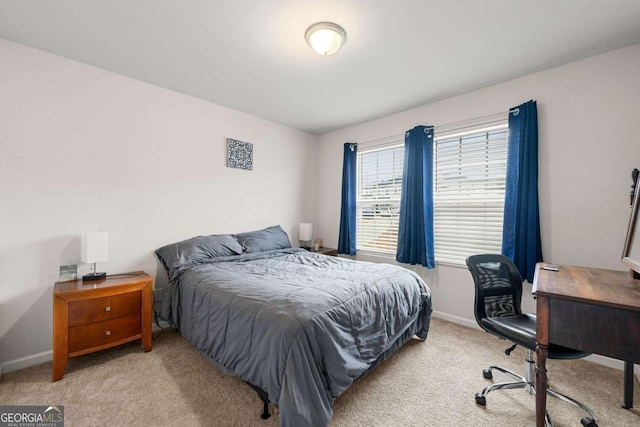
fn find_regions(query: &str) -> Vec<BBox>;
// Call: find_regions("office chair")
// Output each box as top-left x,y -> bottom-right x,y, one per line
466,254 -> 598,427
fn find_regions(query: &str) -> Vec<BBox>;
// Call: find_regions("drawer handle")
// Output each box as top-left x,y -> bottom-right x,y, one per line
105,306 -> 111,312
105,330 -> 112,336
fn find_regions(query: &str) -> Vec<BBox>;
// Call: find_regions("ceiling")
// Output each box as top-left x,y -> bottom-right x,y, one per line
1,1 -> 640,135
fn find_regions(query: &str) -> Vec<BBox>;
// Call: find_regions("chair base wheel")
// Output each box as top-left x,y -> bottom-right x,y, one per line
482,368 -> 492,379
475,393 -> 486,406
580,417 -> 597,427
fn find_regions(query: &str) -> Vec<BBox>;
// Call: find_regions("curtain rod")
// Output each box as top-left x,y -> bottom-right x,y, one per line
358,110 -> 509,148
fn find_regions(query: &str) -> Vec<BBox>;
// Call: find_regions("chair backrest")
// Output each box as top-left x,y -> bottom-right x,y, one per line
466,254 -> 524,327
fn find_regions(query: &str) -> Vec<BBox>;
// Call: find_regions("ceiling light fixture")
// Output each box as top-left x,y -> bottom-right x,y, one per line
305,22 -> 346,56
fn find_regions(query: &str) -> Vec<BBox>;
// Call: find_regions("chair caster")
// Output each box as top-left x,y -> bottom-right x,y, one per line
475,393 -> 486,406
580,417 -> 597,427
482,368 -> 492,379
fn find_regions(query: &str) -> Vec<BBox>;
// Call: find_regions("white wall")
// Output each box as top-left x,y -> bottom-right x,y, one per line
0,39 -> 319,369
318,43 -> 640,326
3,37 -> 639,374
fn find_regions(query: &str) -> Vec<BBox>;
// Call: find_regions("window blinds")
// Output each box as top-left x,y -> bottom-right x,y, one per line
433,125 -> 508,264
354,114 -> 508,264
356,142 -> 404,255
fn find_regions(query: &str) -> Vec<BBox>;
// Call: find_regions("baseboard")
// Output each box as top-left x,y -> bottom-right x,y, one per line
2,312 -> 638,380
584,354 -> 625,370
3,322 -> 170,375
432,311 -> 637,376
1,350 -> 52,374
431,310 -> 480,330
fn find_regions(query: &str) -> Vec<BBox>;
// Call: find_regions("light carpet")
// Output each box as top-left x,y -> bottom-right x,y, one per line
1,318 -> 638,426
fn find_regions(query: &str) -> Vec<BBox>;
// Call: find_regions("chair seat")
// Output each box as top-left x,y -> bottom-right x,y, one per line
481,314 -> 591,360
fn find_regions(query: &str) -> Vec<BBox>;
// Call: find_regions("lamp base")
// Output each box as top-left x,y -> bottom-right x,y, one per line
82,272 -> 106,282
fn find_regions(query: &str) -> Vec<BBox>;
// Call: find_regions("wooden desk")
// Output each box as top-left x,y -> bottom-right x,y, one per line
533,263 -> 640,427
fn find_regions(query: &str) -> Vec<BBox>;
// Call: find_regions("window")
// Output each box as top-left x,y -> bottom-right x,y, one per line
356,141 -> 404,255
355,119 -> 508,265
434,124 -> 508,265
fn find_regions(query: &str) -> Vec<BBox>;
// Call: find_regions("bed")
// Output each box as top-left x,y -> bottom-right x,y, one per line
156,225 -> 432,427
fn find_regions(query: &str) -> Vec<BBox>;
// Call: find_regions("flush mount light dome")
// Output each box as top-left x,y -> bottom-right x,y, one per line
305,22 -> 346,56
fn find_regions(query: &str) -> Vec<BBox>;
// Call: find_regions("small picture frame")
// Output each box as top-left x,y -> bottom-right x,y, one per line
226,138 -> 253,170
59,264 -> 78,282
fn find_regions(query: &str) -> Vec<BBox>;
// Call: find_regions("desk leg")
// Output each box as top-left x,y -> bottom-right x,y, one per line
623,361 -> 634,409
535,295 -> 550,427
535,344 -> 548,427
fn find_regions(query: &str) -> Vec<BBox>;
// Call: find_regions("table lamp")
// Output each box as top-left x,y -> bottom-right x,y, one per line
299,223 -> 313,250
81,231 -> 108,281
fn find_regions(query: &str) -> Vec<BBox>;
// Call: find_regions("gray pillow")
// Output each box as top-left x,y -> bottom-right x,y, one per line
236,225 -> 292,253
155,234 -> 243,274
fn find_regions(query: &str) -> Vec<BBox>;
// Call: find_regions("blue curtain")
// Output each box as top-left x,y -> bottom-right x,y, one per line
338,143 -> 357,255
396,126 -> 435,268
502,100 -> 543,282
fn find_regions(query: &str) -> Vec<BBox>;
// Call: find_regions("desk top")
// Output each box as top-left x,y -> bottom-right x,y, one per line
533,262 -> 640,312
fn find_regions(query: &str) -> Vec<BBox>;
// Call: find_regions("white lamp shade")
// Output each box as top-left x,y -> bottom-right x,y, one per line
81,231 -> 109,264
299,223 -> 313,241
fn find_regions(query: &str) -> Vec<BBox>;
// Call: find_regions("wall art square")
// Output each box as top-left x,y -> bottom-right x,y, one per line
226,138 -> 253,170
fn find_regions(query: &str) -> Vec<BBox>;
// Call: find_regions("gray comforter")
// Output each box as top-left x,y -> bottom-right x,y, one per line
161,248 -> 432,427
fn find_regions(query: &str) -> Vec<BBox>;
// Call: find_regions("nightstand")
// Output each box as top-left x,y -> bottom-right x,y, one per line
312,247 -> 338,256
52,271 -> 153,381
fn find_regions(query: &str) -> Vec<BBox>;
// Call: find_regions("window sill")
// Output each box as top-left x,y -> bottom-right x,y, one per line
355,250 -> 396,261
354,251 -> 467,269
435,260 -> 467,269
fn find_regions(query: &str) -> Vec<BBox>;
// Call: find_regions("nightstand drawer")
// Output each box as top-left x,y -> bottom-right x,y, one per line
68,313 -> 141,353
68,291 -> 141,327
